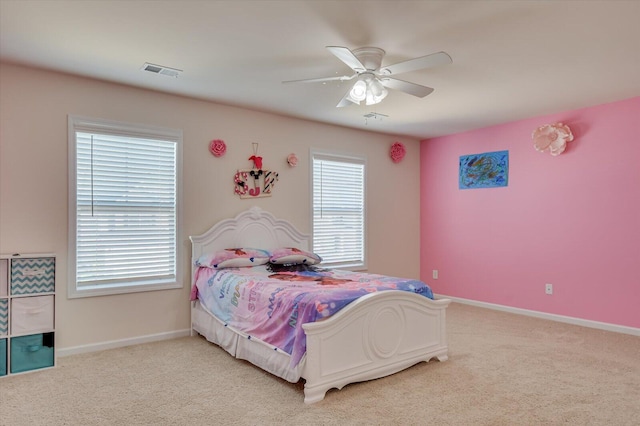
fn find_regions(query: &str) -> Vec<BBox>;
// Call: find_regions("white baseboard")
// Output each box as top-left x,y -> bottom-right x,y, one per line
436,294 -> 640,337
56,297 -> 639,357
57,329 -> 192,357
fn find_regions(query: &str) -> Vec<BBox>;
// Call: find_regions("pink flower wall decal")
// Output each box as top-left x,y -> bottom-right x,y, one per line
390,142 -> 406,163
532,123 -> 573,156
209,139 -> 226,157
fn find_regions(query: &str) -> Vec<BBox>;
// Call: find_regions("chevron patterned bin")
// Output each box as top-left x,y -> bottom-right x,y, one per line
11,258 -> 55,295
0,299 -> 7,335
1,258 -> 8,297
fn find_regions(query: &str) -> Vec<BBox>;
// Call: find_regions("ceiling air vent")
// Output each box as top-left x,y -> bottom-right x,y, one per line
141,62 -> 182,78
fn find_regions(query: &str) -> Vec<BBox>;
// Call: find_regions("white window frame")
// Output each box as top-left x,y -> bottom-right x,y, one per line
310,150 -> 367,270
67,115 -> 183,298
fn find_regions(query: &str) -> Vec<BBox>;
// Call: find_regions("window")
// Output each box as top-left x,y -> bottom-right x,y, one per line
311,151 -> 366,269
68,116 -> 182,298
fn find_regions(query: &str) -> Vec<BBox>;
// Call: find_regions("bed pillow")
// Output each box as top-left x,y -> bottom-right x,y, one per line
269,247 -> 322,266
195,248 -> 270,269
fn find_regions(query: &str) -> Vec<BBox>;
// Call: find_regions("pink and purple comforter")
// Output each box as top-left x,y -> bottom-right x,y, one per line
192,265 -> 433,367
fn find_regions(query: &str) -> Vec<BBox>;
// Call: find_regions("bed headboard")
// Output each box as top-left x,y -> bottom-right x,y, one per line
189,206 -> 310,274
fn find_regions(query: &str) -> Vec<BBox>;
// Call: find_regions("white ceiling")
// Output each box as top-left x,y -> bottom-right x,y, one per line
1,0 -> 639,139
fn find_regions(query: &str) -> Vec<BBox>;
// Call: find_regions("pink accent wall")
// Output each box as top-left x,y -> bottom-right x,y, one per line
420,96 -> 640,328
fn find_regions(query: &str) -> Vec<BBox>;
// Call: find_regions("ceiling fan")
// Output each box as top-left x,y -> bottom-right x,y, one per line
283,46 -> 452,107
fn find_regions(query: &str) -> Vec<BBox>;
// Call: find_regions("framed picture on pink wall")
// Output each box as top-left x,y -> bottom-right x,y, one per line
459,150 -> 509,189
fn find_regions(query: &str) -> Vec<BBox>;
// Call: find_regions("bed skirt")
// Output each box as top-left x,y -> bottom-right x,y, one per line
191,300 -> 304,383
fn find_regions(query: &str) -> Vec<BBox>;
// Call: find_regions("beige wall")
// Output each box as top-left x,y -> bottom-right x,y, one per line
0,63 -> 421,351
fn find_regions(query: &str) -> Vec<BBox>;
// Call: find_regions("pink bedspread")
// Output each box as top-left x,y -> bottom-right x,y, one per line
192,265 -> 433,367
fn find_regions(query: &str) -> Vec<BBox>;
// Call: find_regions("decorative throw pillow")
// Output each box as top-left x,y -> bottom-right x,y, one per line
269,247 -> 322,265
195,248 -> 270,269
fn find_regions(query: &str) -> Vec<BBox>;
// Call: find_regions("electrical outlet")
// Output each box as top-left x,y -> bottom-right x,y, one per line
432,270 -> 438,279
545,283 -> 553,295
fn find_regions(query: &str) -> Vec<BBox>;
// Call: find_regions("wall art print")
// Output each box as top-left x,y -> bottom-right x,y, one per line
234,169 -> 279,198
234,143 -> 279,199
459,150 -> 509,189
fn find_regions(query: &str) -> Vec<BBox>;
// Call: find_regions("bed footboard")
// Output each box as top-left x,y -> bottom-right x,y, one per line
301,291 -> 450,404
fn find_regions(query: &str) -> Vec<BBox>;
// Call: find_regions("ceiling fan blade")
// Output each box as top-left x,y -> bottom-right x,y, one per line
379,51 -> 452,75
282,75 -> 353,84
380,77 -> 434,98
326,46 -> 367,72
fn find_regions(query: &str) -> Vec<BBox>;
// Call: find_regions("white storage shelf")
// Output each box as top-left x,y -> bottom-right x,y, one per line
0,254 -> 56,377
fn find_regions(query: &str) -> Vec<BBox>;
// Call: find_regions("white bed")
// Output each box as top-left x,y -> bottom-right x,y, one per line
190,206 -> 450,404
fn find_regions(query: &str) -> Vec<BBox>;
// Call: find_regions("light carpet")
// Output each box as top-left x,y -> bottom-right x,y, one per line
1,303 -> 638,425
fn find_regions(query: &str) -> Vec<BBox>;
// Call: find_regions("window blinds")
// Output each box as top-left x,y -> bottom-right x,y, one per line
312,154 -> 365,268
75,132 -> 177,288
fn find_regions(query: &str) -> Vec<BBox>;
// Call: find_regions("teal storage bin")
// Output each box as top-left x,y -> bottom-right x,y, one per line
0,338 -> 6,376
10,332 -> 54,373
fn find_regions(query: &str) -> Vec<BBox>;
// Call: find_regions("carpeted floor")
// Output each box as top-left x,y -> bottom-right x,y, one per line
1,302 -> 638,425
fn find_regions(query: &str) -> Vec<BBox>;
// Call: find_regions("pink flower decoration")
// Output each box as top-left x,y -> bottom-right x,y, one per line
532,123 -> 573,156
287,153 -> 298,167
209,139 -> 226,157
390,142 -> 406,163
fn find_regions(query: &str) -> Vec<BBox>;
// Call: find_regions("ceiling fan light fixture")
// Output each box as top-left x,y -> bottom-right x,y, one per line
365,78 -> 388,105
365,88 -> 388,106
350,79 -> 367,102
